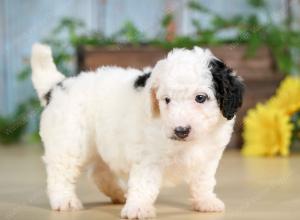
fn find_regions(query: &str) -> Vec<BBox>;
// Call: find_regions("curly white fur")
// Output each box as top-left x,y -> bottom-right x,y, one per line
31,43 -> 237,219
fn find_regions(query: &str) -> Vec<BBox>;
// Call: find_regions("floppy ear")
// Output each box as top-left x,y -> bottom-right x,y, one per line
209,58 -> 244,120
145,60 -> 166,118
150,87 -> 160,118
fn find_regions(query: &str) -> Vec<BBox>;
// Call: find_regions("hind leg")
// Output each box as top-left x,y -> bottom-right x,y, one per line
41,110 -> 91,211
44,151 -> 85,211
91,157 -> 126,204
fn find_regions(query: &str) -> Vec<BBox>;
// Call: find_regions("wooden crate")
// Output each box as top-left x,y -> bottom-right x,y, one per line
77,45 -> 167,71
77,45 -> 282,148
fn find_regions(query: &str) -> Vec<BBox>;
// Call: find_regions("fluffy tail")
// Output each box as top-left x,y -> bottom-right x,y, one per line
31,43 -> 65,105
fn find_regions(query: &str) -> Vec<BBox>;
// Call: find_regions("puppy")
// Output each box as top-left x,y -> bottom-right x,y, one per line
31,44 -> 244,219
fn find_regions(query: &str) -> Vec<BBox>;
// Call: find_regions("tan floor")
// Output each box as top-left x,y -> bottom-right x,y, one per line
0,145 -> 300,220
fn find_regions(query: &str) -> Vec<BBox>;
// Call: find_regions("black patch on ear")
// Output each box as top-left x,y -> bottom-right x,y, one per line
134,72 -> 151,89
44,80 -> 66,106
44,90 -> 52,105
209,59 -> 244,120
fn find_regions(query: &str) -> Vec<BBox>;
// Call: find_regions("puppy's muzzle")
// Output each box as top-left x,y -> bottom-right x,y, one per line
174,126 -> 191,139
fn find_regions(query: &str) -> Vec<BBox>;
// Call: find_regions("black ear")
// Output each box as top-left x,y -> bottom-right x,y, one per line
209,59 -> 244,120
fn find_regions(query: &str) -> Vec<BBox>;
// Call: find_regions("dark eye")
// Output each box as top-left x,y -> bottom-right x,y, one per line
165,97 -> 171,104
195,94 -> 207,103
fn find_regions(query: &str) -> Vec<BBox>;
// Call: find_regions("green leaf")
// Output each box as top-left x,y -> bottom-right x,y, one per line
0,102 -> 31,144
245,32 -> 263,57
115,21 -> 144,45
247,0 -> 266,8
188,1 -> 210,13
173,36 -> 197,48
17,66 -> 31,81
161,13 -> 173,28
211,16 -> 228,29
198,30 -> 218,45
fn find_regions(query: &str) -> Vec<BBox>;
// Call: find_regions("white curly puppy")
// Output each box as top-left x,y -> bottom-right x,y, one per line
31,43 -> 244,219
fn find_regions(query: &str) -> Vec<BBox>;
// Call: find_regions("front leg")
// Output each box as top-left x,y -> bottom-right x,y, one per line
121,163 -> 162,219
189,157 -> 225,212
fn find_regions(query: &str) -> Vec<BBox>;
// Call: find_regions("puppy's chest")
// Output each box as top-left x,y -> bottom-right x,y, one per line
164,164 -> 187,186
163,155 -> 195,186
163,147 -> 210,186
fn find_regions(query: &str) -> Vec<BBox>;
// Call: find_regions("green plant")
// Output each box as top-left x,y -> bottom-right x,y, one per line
0,107 -> 27,144
0,98 -> 40,145
187,0 -> 300,75
113,21 -> 145,45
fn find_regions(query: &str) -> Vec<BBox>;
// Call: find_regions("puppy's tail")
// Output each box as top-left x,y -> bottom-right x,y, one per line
31,43 -> 65,105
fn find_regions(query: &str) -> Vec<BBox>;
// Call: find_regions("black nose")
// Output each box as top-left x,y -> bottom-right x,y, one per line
174,126 -> 191,139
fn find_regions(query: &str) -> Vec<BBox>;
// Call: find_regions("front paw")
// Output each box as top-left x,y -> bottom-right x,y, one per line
192,196 -> 225,212
49,193 -> 83,211
121,203 -> 156,219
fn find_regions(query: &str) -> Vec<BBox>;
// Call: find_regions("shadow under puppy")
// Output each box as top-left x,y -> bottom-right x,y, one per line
31,44 -> 244,219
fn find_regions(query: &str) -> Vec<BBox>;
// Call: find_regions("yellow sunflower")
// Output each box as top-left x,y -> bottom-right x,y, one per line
242,104 -> 293,157
267,77 -> 300,115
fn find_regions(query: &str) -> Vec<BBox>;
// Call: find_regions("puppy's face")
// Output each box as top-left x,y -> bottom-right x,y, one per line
149,47 -> 244,142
